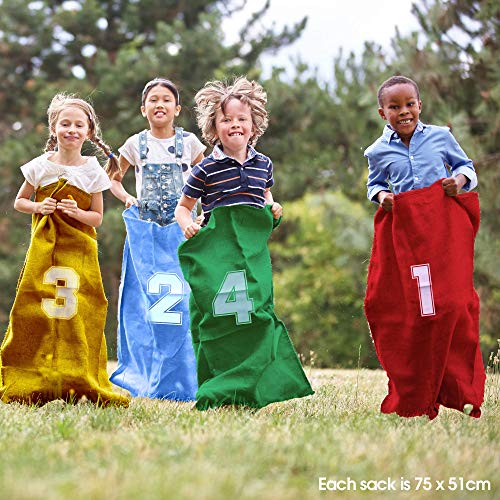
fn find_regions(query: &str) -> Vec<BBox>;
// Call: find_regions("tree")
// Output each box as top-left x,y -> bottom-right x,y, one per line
269,191 -> 377,368
386,0 -> 499,357
0,0 -> 306,350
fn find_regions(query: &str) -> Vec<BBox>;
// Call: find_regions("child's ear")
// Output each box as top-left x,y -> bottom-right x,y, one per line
175,105 -> 181,117
140,105 -> 147,118
378,107 -> 387,120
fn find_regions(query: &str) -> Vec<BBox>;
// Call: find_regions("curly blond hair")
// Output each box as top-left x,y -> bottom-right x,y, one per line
194,76 -> 268,147
45,93 -> 118,175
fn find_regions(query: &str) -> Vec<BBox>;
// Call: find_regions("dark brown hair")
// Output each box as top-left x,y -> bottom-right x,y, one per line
141,78 -> 180,105
377,75 -> 420,107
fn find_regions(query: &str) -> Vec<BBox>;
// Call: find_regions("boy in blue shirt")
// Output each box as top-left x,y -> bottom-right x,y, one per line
363,75 -> 484,419
365,75 -> 477,208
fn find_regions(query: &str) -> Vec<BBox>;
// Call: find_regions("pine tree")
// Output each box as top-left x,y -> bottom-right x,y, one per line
0,0 -> 306,346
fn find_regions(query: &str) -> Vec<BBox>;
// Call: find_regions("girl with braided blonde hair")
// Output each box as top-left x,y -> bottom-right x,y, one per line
16,93 -> 117,227
1,93 -> 128,406
176,76 -> 282,238
45,94 -> 118,175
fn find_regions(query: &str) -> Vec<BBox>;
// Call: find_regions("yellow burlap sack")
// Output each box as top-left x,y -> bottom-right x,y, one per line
1,179 -> 129,406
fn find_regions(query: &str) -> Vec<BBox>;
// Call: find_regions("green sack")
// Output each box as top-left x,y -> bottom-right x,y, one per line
178,205 -> 313,409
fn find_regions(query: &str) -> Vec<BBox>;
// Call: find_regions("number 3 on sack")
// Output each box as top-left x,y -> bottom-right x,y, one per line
42,266 -> 80,319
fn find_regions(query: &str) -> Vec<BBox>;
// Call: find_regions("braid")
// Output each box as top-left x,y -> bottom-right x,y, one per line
44,93 -> 118,176
44,135 -> 58,152
90,134 -> 119,177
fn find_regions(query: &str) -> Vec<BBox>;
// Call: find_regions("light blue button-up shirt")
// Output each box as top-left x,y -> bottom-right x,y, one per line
364,121 -> 477,203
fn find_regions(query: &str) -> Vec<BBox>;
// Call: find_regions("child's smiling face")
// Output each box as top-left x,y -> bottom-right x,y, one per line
378,83 -> 422,145
214,98 -> 254,158
141,84 -> 180,130
53,106 -> 90,153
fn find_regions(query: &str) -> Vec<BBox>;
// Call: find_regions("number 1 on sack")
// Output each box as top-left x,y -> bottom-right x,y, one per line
411,264 -> 436,316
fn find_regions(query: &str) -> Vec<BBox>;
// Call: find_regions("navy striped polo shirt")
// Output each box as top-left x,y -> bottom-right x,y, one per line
182,145 -> 274,220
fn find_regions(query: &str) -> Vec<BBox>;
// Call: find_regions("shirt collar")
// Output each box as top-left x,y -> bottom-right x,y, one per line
212,144 -> 258,162
383,120 -> 426,143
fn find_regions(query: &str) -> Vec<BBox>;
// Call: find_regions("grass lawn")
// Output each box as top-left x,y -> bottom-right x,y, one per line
0,366 -> 498,500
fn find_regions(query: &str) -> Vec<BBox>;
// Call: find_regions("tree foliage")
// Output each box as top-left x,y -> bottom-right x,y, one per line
270,192 -> 377,368
0,0 -> 306,350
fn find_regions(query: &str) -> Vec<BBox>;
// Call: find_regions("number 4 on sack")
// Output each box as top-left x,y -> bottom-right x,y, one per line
213,270 -> 254,325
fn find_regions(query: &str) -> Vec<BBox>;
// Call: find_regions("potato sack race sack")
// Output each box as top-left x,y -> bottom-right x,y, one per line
178,205 -> 314,410
0,179 -> 129,406
109,205 -> 197,401
364,180 -> 485,419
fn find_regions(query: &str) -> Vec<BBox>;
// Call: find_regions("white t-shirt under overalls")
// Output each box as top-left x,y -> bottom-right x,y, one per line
118,130 -> 206,199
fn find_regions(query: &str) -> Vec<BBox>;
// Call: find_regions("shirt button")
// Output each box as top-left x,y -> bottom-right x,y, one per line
415,177 -> 419,181
410,155 -> 414,160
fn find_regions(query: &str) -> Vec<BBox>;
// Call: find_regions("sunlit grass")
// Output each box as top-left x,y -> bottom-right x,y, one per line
0,368 -> 497,499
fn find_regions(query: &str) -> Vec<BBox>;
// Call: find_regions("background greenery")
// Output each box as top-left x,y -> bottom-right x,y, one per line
0,0 -> 498,368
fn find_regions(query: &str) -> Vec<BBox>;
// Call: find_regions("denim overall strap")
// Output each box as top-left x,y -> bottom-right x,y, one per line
139,130 -> 148,162
174,127 -> 184,163
138,129 -> 185,225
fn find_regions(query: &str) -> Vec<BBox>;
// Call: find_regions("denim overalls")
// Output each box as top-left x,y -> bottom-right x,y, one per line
138,128 -> 184,226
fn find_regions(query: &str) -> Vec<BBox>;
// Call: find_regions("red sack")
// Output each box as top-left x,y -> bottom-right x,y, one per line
365,180 -> 485,419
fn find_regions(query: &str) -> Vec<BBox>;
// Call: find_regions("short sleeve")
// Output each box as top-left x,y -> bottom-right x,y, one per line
265,158 -> 274,188
20,157 -> 41,187
91,169 -> 112,193
182,162 -> 207,199
118,134 -> 140,166
83,157 -> 112,193
187,133 -> 206,163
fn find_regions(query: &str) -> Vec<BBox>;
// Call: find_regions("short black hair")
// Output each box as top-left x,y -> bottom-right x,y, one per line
377,75 -> 420,107
141,78 -> 180,105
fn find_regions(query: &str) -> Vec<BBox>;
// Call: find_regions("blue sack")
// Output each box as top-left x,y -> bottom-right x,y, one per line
110,205 -> 197,400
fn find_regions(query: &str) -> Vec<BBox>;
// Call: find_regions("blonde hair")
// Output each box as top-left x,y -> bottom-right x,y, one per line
195,76 -> 268,146
44,93 -> 119,175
